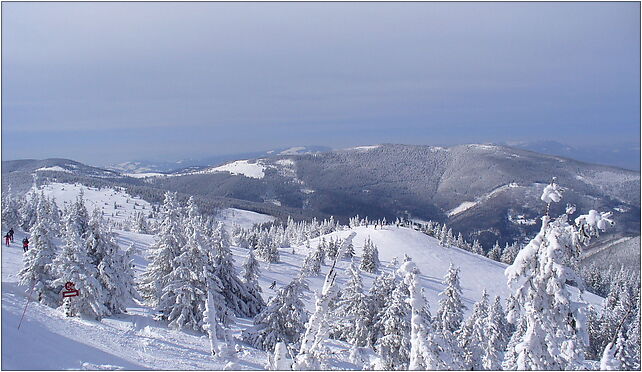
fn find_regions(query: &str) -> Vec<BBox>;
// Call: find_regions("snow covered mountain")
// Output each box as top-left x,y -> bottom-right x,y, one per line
2,143 -> 639,250
3,158 -> 120,177
130,143 -> 640,248
1,158 -> 125,198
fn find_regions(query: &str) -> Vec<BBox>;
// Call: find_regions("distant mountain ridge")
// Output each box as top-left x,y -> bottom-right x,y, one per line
105,145 -> 332,174
2,143 -> 639,249
501,140 -> 640,171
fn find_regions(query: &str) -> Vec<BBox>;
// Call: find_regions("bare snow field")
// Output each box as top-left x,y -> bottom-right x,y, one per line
37,182 -> 153,225
34,182 -> 274,233
214,208 -> 276,231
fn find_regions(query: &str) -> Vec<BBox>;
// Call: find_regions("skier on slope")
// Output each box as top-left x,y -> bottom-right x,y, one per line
4,233 -> 10,246
8,228 -> 14,242
22,237 -> 29,252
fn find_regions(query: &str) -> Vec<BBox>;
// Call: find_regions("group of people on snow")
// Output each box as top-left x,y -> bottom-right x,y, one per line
4,228 -> 28,252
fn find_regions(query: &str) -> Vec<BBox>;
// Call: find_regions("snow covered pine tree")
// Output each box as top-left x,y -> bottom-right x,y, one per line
18,192 -> 59,307
242,277 -> 309,351
294,232 -> 357,370
504,179 -> 614,370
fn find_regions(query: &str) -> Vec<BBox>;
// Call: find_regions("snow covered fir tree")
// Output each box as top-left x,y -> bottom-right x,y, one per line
1,178 -> 639,370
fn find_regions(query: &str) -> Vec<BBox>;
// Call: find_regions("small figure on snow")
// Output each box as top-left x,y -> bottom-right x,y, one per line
4,233 -> 10,246
8,228 -> 14,242
269,280 -> 277,290
22,237 -> 29,252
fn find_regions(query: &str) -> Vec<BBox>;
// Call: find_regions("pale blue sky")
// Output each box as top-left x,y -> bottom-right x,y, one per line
2,2 -> 639,165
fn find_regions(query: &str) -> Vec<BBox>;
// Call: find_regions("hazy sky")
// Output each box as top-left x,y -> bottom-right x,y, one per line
2,2 -> 639,165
